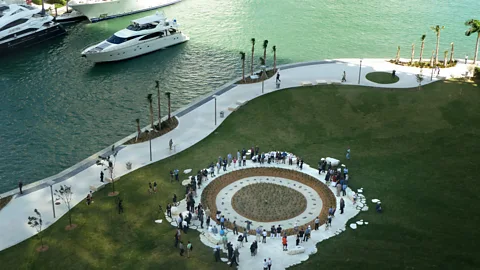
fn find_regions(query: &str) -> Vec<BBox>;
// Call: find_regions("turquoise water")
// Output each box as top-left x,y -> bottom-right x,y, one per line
0,0 -> 478,193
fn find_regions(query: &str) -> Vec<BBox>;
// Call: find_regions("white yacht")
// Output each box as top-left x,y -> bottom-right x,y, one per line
0,3 -> 66,53
68,0 -> 181,23
81,12 -> 188,63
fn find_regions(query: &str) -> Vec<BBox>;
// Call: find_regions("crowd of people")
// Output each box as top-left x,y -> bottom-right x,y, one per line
163,145 -> 358,267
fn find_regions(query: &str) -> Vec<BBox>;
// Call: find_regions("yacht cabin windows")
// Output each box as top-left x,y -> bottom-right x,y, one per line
107,34 -> 140,44
0,18 -> 28,31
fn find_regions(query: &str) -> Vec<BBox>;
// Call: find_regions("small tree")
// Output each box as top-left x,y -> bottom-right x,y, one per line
239,51 -> 246,82
147,94 -> 154,129
55,185 -> 75,230
27,209 -> 47,252
272,45 -> 277,71
419,34 -> 426,63
416,69 -> 424,90
410,43 -> 415,64
250,38 -> 256,75
165,92 -> 171,120
443,50 -> 448,67
262,40 -> 268,65
259,57 -> 266,79
395,46 -> 401,63
449,42 -> 454,64
135,118 -> 140,141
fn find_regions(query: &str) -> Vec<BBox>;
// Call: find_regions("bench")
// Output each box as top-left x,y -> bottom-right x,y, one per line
236,100 -> 246,106
301,81 -> 313,86
287,246 -> 305,255
331,80 -> 342,85
315,80 -> 327,85
228,104 -> 240,111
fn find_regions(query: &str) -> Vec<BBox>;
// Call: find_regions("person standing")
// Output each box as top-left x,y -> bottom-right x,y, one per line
233,221 -> 238,235
314,217 -> 320,230
262,229 -> 267,243
341,71 -> 346,82
237,150 -> 241,167
220,215 -> 225,229
214,243 -> 221,262
263,259 -> 269,270
296,234 -> 300,246
153,181 -> 157,193
242,154 -> 246,166
465,55 -> 468,64
300,159 -> 304,170
304,226 -> 311,242
187,241 -> 193,258
243,227 -> 248,243
299,227 -> 305,243
199,212 -> 204,229
174,169 -> 179,181
270,225 -> 276,239
216,161 -> 221,174
276,225 -> 282,238
227,153 -> 232,166
18,181 -> 23,195
282,236 -> 288,251
256,227 -> 262,242
167,203 -> 172,218
100,171 -> 104,182
340,198 -> 345,214
346,147 -> 351,160
268,258 -> 272,270
179,241 -> 185,256
148,182 -> 153,194
336,182 -> 342,197
169,139 -> 173,150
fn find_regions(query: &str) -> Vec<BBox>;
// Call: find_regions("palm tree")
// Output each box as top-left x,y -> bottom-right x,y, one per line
465,19 -> 480,64
262,40 -> 268,66
410,43 -> 415,64
155,81 -> 161,131
419,34 -> 426,63
449,42 -> 454,64
250,38 -> 255,75
135,118 -> 141,139
147,94 -> 154,129
443,50 -> 448,67
259,57 -> 266,79
430,50 -> 435,67
395,46 -> 400,63
165,92 -> 171,120
430,25 -> 445,64
272,45 -> 277,71
239,52 -> 246,81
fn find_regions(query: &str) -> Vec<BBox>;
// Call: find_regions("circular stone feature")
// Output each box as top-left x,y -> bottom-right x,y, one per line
365,72 -> 400,84
232,183 -> 307,222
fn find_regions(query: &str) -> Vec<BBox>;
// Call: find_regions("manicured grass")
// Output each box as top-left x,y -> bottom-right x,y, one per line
1,80 -> 480,269
366,71 -> 400,84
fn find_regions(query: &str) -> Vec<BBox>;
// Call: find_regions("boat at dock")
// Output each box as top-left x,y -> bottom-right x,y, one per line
68,0 -> 181,23
0,2 -> 66,53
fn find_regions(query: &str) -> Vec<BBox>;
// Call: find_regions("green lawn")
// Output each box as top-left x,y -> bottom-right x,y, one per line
1,80 -> 480,270
366,71 -> 400,84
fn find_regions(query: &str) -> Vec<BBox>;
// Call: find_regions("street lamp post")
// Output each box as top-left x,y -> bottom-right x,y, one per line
212,95 -> 217,125
430,65 -> 435,81
149,136 -> 152,161
358,59 -> 363,84
261,65 -> 266,94
48,180 -> 56,218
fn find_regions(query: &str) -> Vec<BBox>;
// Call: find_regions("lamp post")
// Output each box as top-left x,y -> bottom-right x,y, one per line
48,180 -> 56,218
212,95 -> 217,125
149,136 -> 152,161
358,59 -> 363,84
430,65 -> 435,81
261,65 -> 266,94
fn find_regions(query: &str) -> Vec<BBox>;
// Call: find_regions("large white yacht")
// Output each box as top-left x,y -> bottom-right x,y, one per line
68,0 -> 181,23
81,12 -> 188,63
0,3 -> 66,53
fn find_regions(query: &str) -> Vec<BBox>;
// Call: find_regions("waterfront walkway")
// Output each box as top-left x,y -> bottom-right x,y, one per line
0,58 -> 472,251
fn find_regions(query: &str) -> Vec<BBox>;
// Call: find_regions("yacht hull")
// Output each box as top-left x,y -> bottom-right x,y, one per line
69,0 -> 181,23
83,33 -> 188,63
0,25 -> 66,53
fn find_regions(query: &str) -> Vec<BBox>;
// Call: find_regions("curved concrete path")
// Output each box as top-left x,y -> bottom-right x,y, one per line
0,58 -> 470,252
